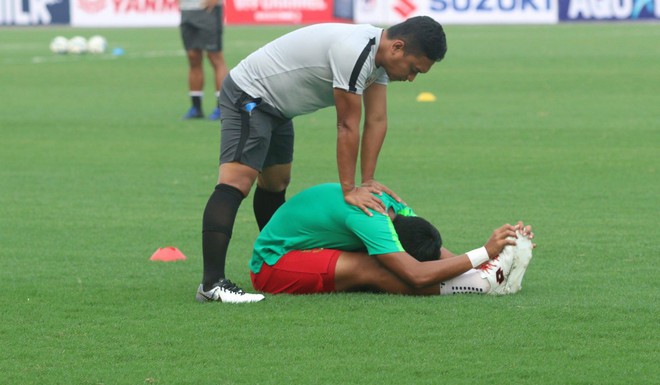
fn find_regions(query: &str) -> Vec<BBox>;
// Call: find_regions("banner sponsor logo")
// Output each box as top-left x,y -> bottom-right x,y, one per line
354,0 -> 558,24
113,0 -> 178,13
226,0 -> 340,24
232,0 -> 327,11
333,0 -> 353,18
429,0 -> 553,13
559,0 -> 659,20
1,0 -> 70,25
357,0 -> 378,12
71,0 -> 179,26
394,0 -> 417,17
75,0 -> 178,14
78,0 -> 105,12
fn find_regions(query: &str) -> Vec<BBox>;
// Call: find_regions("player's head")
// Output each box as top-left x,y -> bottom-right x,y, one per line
392,215 -> 442,262
386,16 -> 447,63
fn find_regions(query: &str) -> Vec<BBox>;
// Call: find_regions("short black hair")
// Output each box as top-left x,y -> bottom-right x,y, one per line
392,215 -> 442,262
386,16 -> 447,62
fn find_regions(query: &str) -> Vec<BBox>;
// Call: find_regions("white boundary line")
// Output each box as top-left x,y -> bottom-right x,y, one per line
2,49 -> 185,65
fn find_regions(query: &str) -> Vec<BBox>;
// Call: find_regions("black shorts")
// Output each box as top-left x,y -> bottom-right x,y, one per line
179,7 -> 223,52
218,75 -> 294,171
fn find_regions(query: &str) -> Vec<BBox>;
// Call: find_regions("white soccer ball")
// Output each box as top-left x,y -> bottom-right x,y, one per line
50,36 -> 68,54
88,35 -> 107,54
67,36 -> 88,54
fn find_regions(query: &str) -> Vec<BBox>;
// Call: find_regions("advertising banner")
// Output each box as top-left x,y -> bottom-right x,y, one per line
558,0 -> 659,21
353,0 -> 558,24
1,0 -> 71,25
225,0 -> 344,24
71,0 -> 179,26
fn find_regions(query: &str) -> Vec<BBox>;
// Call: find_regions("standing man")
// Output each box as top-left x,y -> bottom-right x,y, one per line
179,0 -> 227,120
195,16 -> 448,303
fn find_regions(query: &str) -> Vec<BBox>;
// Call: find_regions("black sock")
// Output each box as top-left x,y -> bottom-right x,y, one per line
192,95 -> 202,111
202,184 -> 245,290
253,186 -> 286,231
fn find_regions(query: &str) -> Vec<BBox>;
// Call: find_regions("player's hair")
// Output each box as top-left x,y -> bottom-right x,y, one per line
386,16 -> 448,62
392,215 -> 442,262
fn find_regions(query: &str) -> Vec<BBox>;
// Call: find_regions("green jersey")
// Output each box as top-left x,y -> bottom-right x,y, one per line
250,183 -> 416,273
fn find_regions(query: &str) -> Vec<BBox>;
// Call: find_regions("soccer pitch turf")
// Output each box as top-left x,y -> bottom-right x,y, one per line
1,24 -> 658,384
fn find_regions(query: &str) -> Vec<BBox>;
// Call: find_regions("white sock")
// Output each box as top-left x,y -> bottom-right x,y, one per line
440,269 -> 490,295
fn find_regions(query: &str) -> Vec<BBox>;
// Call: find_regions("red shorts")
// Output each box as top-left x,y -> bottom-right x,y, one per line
251,249 -> 341,294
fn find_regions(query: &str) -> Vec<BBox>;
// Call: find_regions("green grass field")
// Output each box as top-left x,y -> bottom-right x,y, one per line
1,23 -> 658,384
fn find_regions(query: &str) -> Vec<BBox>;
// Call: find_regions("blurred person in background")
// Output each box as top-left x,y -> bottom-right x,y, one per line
179,0 -> 227,120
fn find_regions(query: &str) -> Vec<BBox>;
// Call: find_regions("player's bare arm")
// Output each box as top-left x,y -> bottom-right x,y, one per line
334,88 -> 386,216
376,251 -> 473,289
439,247 -> 457,259
376,223 -> 529,288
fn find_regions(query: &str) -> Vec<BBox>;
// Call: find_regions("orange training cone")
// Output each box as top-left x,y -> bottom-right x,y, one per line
150,247 -> 187,262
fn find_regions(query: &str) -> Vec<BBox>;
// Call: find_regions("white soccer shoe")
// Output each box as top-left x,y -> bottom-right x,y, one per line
505,231 -> 534,294
195,279 -> 265,304
479,243 -> 516,296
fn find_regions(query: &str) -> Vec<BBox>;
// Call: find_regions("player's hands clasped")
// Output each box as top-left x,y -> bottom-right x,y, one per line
484,223 -> 518,259
515,221 -> 537,249
484,222 -> 536,258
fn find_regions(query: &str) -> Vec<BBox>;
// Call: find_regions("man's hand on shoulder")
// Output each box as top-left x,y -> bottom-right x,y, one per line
361,179 -> 404,204
343,186 -> 386,216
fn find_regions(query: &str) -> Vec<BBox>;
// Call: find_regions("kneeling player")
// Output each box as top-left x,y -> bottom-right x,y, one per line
249,183 -> 535,296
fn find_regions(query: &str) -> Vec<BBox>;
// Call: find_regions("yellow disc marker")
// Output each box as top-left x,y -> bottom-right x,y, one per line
416,92 -> 437,102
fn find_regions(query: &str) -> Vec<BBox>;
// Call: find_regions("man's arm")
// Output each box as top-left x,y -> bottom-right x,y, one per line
376,224 -> 519,288
360,83 -> 387,184
334,88 -> 387,215
203,0 -> 219,11
359,84 -> 403,203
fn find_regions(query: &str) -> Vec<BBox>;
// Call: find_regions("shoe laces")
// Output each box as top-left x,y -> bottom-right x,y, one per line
218,279 -> 246,295
478,257 -> 499,272
479,257 -> 507,285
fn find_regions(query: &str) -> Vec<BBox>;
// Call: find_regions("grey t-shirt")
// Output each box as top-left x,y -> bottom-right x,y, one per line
230,23 -> 389,119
